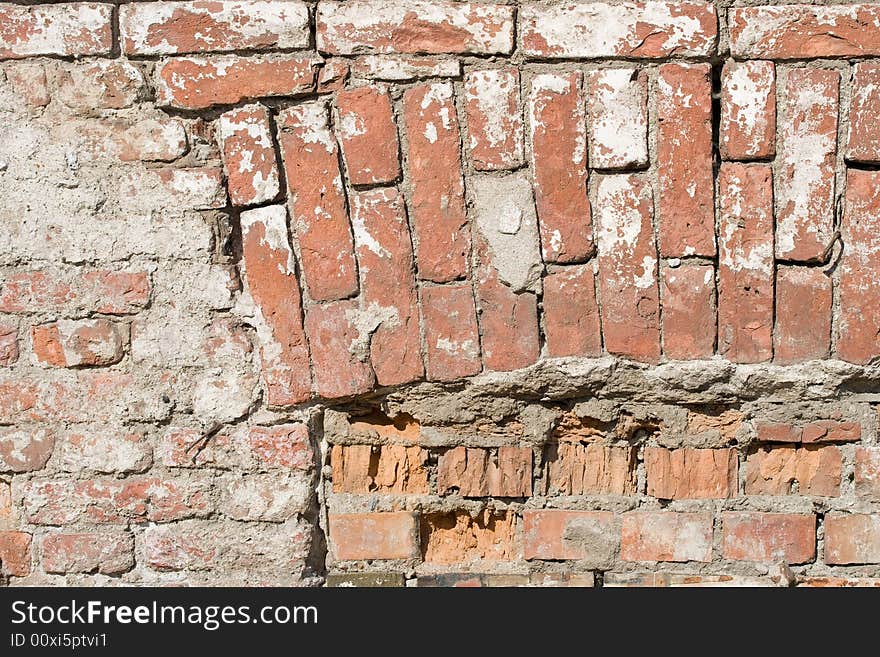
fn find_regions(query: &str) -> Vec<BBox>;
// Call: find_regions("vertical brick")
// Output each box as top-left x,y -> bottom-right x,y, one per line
437,446 -> 531,497
0,531 -> 31,576
855,448 -> 880,499
774,267 -> 832,364
239,205 -> 311,406
278,101 -> 358,302
528,72 -> 592,263
305,299 -> 374,399
848,62 -> 880,163
645,448 -> 738,500
722,512 -> 816,564
335,85 -> 401,186
595,174 -> 660,363
464,67 -> 523,171
523,510 -> 617,562
542,264 -> 602,358
657,63 -> 715,257
420,284 -> 481,381
776,68 -> 839,262
0,323 -> 18,367
720,60 -> 776,161
825,514 -> 880,564
42,532 -> 134,575
717,163 -> 774,363
745,446 -> 841,497
621,512 -> 713,563
586,68 -> 648,170
544,443 -> 635,495
839,170 -> 880,364
329,512 -> 419,561
661,264 -> 716,360
0,3 -> 113,59
350,188 -> 423,387
217,104 -> 280,207
32,319 -> 126,368
402,82 -> 469,282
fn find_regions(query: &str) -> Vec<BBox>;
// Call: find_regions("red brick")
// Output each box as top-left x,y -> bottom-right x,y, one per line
162,424 -> 311,471
802,421 -> 861,444
156,55 -> 319,110
0,3 -> 112,59
54,430 -> 151,474
330,512 -> 419,561
464,67 -> 523,171
81,271 -> 151,315
317,59 -> 349,93
825,514 -> 880,565
595,174 -> 660,363
730,5 -> 880,58
42,532 -> 134,575
657,63 -> 714,257
0,427 -> 54,473
717,163 -> 774,363
855,447 -> 880,499
621,512 -> 713,563
745,446 -> 841,497
720,60 -> 775,161
421,510 -> 516,564
402,82 -> 469,282
120,1 -> 309,55
331,444 -> 429,494
543,265 -> 602,358
776,68 -> 839,262
0,323 -> 17,367
523,510 -> 617,561
317,0 -> 515,55
351,55 -> 460,81
754,422 -> 801,444
774,267 -> 832,364
75,117 -> 188,163
798,577 -> 880,588
239,205 -> 311,406
217,104 -> 280,207
32,320 -> 126,368
661,264 -> 716,360
520,1 -> 717,58
304,300 -> 375,400
586,68 -> 648,170
722,512 -> 816,564
0,532 -> 31,577
645,447 -> 737,499
528,72 -> 592,263
278,101 -> 358,302
58,61 -> 145,112
335,85 -> 400,186
544,443 -> 635,495
848,63 -> 880,163
839,170 -> 880,364
420,284 -> 481,381
437,446 -> 532,497
350,188 -> 423,386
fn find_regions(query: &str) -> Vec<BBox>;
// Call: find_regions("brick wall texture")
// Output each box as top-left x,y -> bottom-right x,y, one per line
2,0 -> 880,588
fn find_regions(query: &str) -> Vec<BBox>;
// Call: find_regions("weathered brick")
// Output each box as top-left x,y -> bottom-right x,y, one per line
0,427 -> 54,473
825,514 -> 880,565
523,510 -> 617,564
776,68 -> 839,262
755,421 -> 860,445
520,1 -> 717,59
351,188 -> 423,387
330,512 -> 419,561
0,482 -> 10,530
120,1 -> 309,55
595,174 -> 660,363
657,63 -> 714,257
544,443 -> 635,495
73,117 -> 188,163
162,424 -> 312,471
855,448 -> 880,499
717,163 -> 774,363
278,101 -> 358,302
156,55 -> 319,110
720,60 -> 775,161
402,82 -> 469,282
335,85 -> 401,186
774,267 -> 832,364
317,0 -> 514,55
326,572 -> 405,587
798,577 -> 880,588
53,430 -> 151,474
120,167 -> 227,211
528,72 -> 592,263
3,60 -> 48,108
351,55 -> 460,81
32,319 -> 126,368
437,446 -> 532,497
543,265 -> 602,358
586,68 -> 648,170
317,59 -> 349,93
0,323 -> 17,367
839,170 -> 880,364
421,510 -> 516,564
42,532 -> 134,575
848,63 -> 880,163
0,3 -> 112,59
723,512 -> 816,564
58,61 -> 146,112
217,104 -> 280,207
0,531 -> 31,577
661,264 -> 716,360
745,446 -> 841,497
420,284 -> 481,381
331,444 -> 429,494
646,448 -> 737,499
621,512 -> 713,563
464,68 -> 523,171
304,300 -> 375,399
222,472 -> 311,522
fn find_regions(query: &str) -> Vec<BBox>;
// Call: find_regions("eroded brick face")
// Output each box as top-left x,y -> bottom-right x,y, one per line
3,0 -> 880,589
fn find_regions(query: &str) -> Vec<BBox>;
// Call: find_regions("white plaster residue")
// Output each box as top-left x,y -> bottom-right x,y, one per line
346,301 -> 400,358
550,230 -> 563,254
719,174 -> 772,275
596,175 -> 645,256
351,194 -> 392,258
528,74 -> 571,136
240,205 -> 296,275
724,62 -> 773,152
423,122 -> 438,144
354,55 -> 460,81
338,111 -> 366,140
420,82 -> 454,111
436,337 -> 477,359
465,69 -> 521,159
589,68 -> 648,169
633,255 -> 657,289
279,101 -> 336,153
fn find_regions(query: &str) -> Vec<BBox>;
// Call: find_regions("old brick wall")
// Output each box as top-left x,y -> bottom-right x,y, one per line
1,0 -> 880,587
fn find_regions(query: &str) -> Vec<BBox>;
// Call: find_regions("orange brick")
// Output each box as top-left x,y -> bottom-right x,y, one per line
645,447 -> 738,499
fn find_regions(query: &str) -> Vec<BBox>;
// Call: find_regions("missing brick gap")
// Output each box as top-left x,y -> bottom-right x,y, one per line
711,58 -> 723,182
